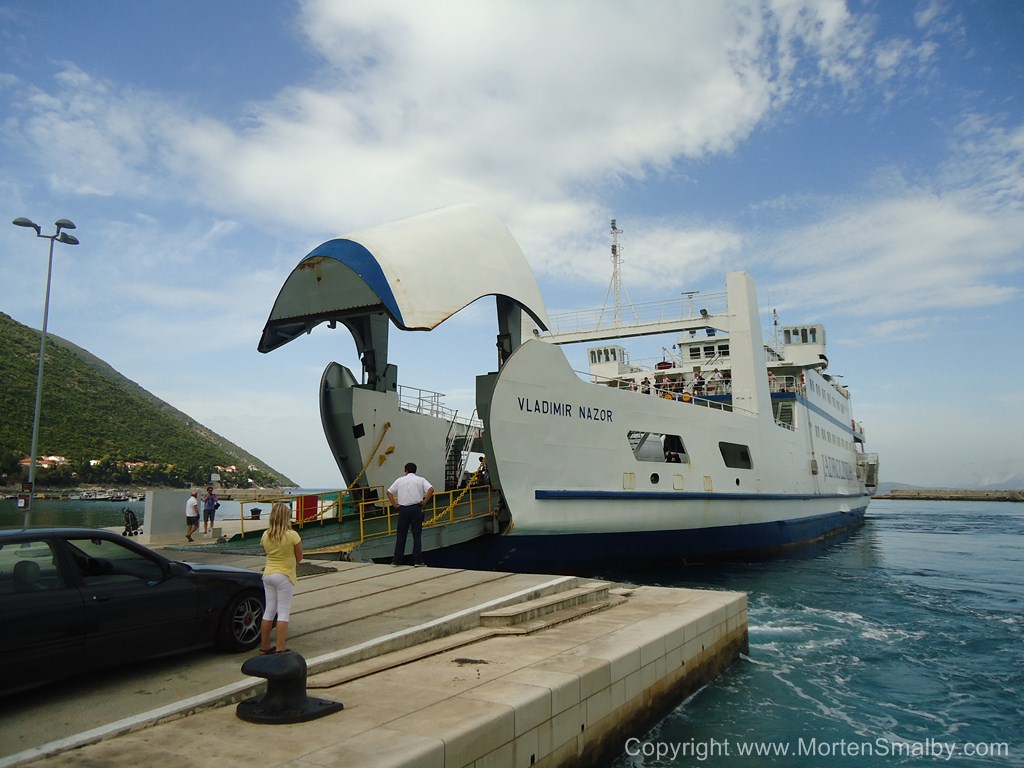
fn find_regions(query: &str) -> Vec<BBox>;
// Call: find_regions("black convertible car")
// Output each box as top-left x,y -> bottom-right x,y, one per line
1,528 -> 265,696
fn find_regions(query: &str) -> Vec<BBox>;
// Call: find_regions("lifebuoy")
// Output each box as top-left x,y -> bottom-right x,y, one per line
681,392 -> 692,403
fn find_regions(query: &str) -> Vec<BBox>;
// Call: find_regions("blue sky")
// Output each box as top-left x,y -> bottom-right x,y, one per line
2,0 -> 1021,489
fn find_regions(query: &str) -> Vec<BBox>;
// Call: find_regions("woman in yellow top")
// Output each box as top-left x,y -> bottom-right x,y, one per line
258,502 -> 303,654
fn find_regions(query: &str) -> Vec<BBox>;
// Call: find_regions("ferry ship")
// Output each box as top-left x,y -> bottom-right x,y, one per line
259,205 -> 879,571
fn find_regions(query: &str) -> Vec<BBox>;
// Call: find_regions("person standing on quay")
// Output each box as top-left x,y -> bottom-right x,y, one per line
259,502 -> 303,654
202,485 -> 218,535
185,491 -> 200,542
387,462 -> 434,567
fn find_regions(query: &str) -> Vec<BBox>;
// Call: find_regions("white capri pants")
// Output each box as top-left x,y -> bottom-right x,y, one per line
262,572 -> 296,622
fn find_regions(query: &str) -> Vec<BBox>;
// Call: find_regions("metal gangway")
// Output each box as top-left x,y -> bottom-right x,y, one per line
233,478 -> 498,561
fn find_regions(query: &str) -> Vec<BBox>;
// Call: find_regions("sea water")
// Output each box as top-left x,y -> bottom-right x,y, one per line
0,496 -> 146,530
605,499 -> 1023,767
2,497 -> 1021,766
0,495 -> 253,531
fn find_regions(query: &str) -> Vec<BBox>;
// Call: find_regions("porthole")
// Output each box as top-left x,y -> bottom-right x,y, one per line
650,473 -> 660,484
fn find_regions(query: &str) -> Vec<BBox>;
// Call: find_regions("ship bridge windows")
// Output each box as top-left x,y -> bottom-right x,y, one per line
589,345 -> 628,365
628,430 -> 688,463
783,325 -> 823,345
719,442 -> 753,469
689,343 -> 730,360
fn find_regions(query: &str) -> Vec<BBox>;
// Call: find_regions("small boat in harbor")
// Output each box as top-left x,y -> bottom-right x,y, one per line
259,205 -> 879,570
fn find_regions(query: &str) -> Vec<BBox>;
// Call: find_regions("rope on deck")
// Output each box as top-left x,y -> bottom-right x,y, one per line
306,540 -> 360,555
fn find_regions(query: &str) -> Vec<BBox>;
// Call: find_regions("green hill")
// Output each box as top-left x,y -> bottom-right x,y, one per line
0,311 -> 294,489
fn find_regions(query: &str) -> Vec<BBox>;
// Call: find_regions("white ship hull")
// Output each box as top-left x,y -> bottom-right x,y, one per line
483,341 -> 868,533
468,340 -> 869,569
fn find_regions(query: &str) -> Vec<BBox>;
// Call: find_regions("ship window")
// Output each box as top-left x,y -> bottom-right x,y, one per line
703,346 -> 715,358
719,442 -> 753,469
590,351 -> 597,364
629,431 -> 688,463
809,328 -> 817,343
717,344 -> 730,357
784,329 -> 792,344
801,328 -> 808,343
689,347 -> 701,360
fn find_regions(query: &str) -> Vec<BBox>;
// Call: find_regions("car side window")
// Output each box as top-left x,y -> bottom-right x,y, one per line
0,540 -> 66,593
67,537 -> 165,585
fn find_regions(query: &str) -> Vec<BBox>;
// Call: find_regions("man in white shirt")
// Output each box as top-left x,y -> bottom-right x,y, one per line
184,491 -> 200,542
387,463 -> 434,566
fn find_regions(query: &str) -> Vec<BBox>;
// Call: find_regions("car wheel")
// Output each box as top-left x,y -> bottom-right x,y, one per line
217,590 -> 264,651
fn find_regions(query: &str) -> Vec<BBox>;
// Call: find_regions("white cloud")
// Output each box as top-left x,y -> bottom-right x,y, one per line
5,2 -> 886,250
755,140 -> 1024,323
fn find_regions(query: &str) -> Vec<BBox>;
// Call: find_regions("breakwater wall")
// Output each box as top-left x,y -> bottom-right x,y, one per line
874,489 -> 1024,502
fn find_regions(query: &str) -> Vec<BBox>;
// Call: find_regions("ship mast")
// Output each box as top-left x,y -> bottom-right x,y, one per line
598,218 -> 636,327
611,219 -> 624,324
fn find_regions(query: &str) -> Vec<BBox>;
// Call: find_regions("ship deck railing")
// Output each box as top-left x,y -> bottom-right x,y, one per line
545,290 -> 729,338
590,369 -> 806,398
398,383 -> 483,431
582,368 -> 816,430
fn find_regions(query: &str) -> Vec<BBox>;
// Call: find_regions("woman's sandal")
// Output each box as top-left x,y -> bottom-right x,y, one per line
259,648 -> 276,655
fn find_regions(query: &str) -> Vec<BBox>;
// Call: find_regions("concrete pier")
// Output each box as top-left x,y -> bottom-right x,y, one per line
1,546 -> 747,768
873,488 -> 1024,502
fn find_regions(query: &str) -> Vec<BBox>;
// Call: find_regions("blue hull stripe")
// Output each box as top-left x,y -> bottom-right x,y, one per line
429,507 -> 868,573
710,390 -> 858,438
536,489 -> 868,502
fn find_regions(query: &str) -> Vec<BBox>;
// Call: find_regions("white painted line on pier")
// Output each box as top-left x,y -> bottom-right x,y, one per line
0,678 -> 259,768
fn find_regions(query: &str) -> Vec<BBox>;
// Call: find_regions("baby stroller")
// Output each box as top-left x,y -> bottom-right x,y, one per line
121,507 -> 142,536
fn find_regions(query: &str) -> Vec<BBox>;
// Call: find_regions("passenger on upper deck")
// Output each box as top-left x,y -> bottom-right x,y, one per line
707,369 -> 723,393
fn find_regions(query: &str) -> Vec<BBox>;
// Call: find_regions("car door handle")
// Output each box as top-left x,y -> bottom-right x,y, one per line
91,594 -> 114,603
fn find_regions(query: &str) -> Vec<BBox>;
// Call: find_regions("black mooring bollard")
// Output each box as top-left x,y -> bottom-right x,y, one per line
236,650 -> 343,724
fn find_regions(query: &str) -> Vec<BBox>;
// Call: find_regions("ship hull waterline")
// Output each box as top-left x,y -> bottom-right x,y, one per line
428,503 -> 868,573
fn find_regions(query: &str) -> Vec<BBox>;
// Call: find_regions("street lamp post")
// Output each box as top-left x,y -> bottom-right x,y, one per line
12,217 -> 80,528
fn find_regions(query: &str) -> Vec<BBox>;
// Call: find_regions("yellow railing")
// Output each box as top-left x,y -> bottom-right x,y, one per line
230,485 -> 496,550
347,483 -> 495,545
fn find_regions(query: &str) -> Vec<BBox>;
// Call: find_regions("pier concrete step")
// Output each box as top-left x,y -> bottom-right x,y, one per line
478,580 -> 613,628
308,583 -> 623,691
